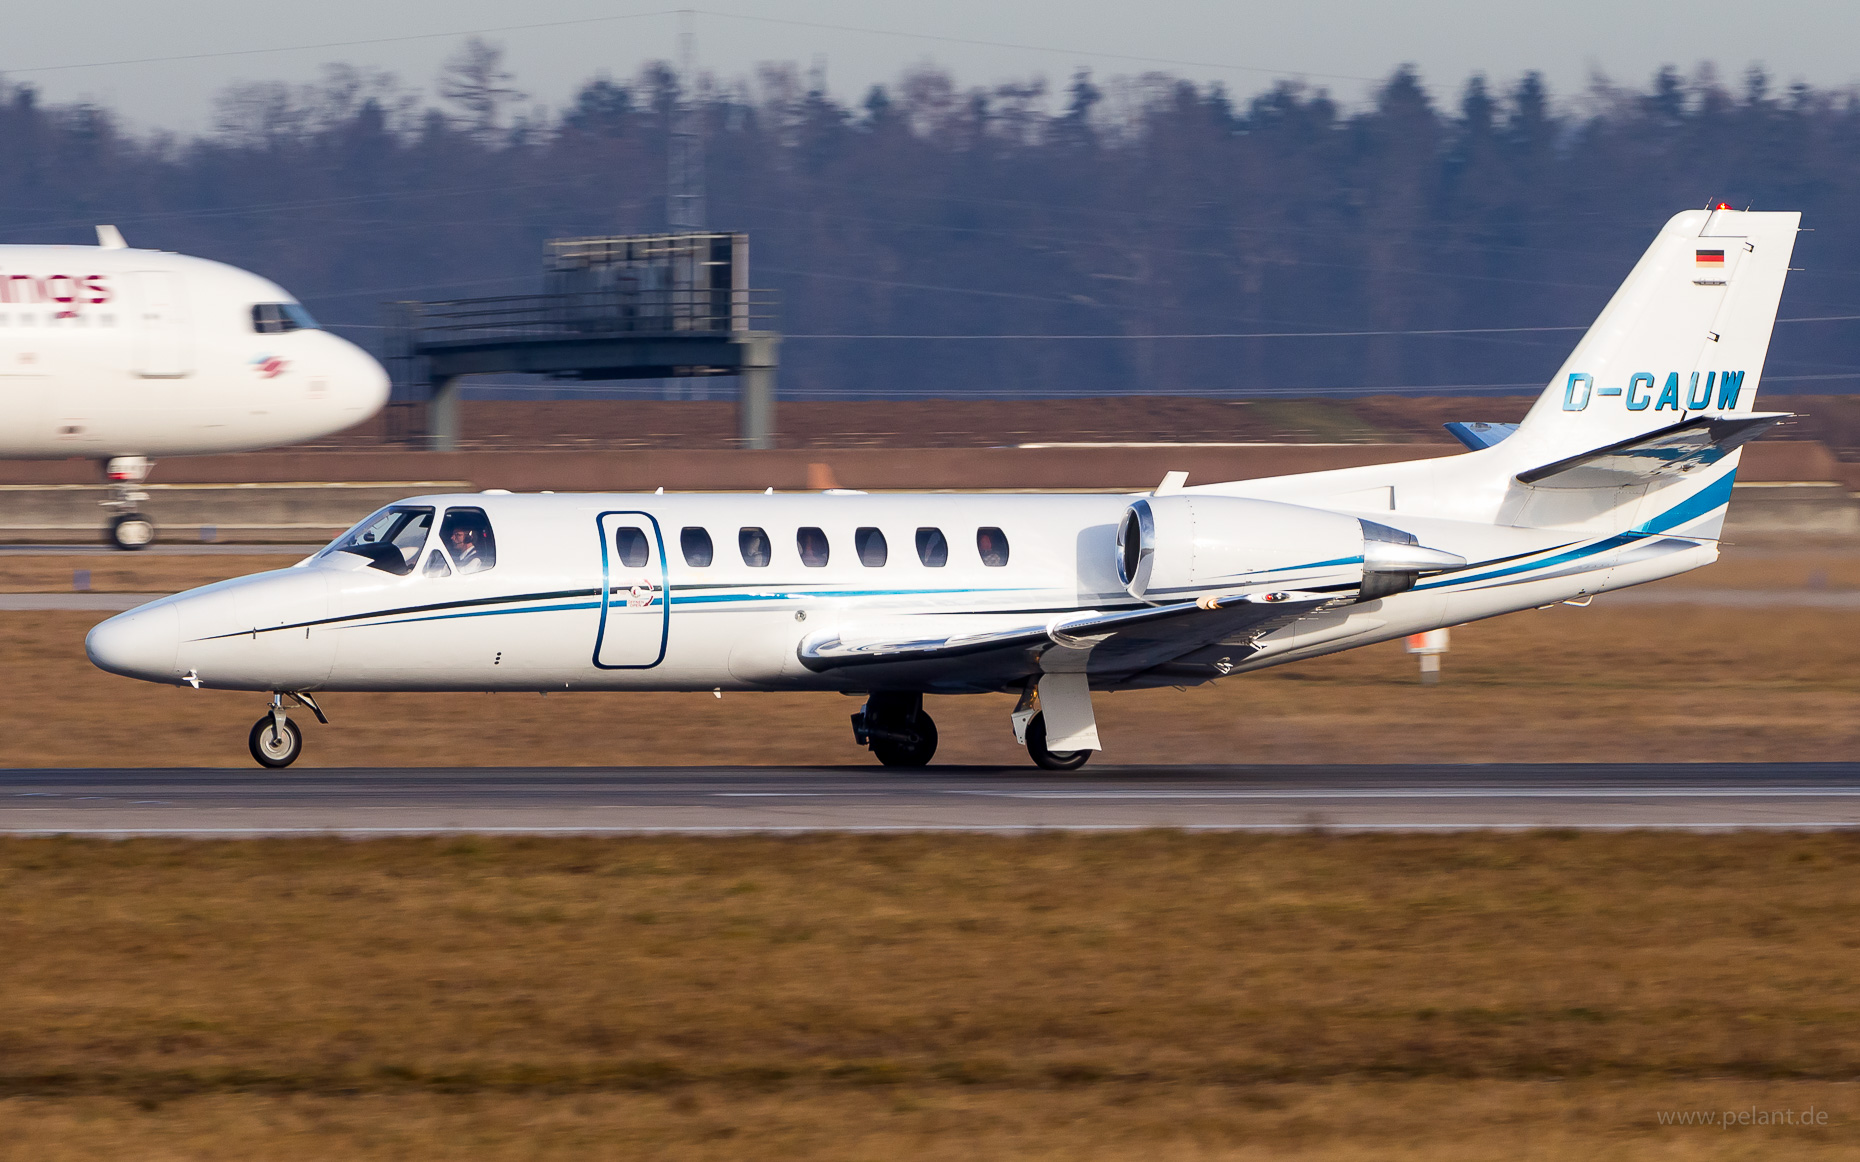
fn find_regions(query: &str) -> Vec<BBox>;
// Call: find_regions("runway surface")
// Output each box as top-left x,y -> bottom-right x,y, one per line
3,763 -> 1859,835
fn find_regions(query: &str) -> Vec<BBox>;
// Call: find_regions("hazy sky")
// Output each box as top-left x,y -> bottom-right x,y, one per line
6,0 -> 1859,133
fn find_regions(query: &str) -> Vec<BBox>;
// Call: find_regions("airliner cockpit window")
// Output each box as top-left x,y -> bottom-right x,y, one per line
251,302 -> 320,334
331,505 -> 434,575
440,507 -> 497,574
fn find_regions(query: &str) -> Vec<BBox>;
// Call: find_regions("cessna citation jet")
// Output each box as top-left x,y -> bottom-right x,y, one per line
0,226 -> 389,547
90,208 -> 1797,768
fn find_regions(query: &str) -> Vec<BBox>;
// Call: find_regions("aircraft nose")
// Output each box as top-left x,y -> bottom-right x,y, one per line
86,602 -> 182,683
342,339 -> 391,417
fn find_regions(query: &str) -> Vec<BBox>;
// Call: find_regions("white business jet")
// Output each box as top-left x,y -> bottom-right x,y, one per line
89,208 -> 1797,768
0,226 -> 389,547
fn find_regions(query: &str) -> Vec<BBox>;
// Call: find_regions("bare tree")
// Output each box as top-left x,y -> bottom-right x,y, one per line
438,38 -> 526,140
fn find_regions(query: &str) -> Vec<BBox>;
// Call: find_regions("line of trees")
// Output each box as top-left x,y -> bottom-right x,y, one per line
1,42 -> 1857,400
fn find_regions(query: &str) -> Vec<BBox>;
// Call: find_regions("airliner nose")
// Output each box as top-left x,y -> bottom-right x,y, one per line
342,339 -> 391,417
86,602 -> 182,683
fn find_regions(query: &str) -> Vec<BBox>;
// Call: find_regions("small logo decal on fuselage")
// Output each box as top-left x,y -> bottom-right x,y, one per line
1561,371 -> 1744,412
252,355 -> 288,378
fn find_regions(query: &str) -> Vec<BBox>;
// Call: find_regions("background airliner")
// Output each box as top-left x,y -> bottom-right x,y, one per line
0,226 -> 389,547
88,208 -> 1797,768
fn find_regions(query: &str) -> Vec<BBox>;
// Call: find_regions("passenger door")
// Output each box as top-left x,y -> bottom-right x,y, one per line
130,270 -> 190,378
594,511 -> 668,669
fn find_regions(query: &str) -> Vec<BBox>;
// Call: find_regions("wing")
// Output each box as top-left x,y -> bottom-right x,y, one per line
797,590 -> 1345,691
1515,412 -> 1788,489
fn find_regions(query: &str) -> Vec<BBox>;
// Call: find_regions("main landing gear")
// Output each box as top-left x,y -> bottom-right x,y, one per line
102,456 -> 156,550
852,692 -> 939,767
247,692 -> 328,769
1011,678 -> 1096,770
1022,712 -> 1092,771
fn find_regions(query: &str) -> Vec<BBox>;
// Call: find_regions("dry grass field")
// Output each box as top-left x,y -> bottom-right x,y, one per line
5,586 -> 1859,767
0,832 -> 1856,1158
0,554 -> 303,593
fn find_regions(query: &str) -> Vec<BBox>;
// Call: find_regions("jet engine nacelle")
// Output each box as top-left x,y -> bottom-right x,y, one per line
1115,495 -> 1467,604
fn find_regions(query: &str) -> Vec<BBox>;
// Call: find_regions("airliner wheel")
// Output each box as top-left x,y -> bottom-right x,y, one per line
248,714 -> 303,769
1025,713 -> 1091,771
108,513 -> 155,551
872,712 -> 938,767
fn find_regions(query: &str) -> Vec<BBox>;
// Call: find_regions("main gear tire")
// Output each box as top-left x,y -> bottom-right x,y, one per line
108,513 -> 155,551
248,714 -> 303,768
872,712 -> 938,767
1026,712 -> 1092,771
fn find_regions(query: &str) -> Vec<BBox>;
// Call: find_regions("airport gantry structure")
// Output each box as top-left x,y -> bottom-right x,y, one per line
384,232 -> 779,450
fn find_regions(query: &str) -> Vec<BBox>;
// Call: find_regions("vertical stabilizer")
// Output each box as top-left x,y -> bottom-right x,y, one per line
1508,208 -> 1798,462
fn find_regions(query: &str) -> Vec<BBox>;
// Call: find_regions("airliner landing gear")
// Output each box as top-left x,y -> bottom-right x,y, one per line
247,692 -> 327,769
852,691 -> 938,767
101,456 -> 155,550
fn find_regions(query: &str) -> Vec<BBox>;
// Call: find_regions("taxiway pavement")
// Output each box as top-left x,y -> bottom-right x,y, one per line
2,764 -> 1858,835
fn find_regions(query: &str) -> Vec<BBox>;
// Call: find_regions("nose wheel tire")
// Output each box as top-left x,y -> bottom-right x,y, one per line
248,714 -> 303,768
1026,712 -> 1092,771
872,713 -> 938,767
108,513 -> 155,551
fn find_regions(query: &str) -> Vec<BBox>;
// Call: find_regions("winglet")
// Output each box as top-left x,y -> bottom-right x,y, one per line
96,225 -> 127,249
1154,471 -> 1189,496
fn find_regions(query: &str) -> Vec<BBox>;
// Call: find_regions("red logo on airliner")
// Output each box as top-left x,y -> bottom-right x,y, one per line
253,355 -> 288,378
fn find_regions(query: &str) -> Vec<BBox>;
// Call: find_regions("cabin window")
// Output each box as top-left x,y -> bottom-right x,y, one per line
422,550 -> 452,578
331,505 -> 433,575
915,528 -> 948,568
739,527 -> 772,568
855,527 -> 888,567
613,526 -> 650,569
681,527 -> 713,567
440,507 -> 497,574
251,302 -> 320,333
797,527 -> 830,568
977,527 -> 1010,567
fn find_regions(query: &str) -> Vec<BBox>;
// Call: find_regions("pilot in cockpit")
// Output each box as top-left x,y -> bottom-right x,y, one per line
440,507 -> 497,575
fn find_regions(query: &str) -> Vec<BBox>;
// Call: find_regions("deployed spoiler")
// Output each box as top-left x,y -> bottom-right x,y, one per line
1514,413 -> 1790,490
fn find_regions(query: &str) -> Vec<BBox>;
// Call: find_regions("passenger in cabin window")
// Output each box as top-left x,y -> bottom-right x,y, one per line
797,526 -> 830,568
740,527 -> 772,568
977,527 -> 1010,567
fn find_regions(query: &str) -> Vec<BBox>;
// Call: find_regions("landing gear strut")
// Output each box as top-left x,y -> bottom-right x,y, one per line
246,692 -> 327,769
852,691 -> 938,767
101,456 -> 155,550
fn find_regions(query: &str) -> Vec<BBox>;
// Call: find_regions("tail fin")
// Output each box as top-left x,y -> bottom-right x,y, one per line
1508,208 -> 1799,463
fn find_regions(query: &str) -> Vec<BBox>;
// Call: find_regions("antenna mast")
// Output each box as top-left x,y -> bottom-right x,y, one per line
668,9 -> 705,231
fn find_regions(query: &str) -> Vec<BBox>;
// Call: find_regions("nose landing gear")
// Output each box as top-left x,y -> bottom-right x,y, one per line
101,456 -> 156,550
246,692 -> 327,769
851,691 -> 938,767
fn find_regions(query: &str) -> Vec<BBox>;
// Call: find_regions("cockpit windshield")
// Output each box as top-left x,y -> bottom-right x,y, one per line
326,506 -> 434,575
252,302 -> 320,333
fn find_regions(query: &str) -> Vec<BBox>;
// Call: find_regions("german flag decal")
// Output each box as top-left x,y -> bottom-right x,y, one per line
1696,249 -> 1726,266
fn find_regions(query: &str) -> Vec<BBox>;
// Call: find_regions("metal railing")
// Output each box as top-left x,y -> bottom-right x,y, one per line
388,288 -> 777,348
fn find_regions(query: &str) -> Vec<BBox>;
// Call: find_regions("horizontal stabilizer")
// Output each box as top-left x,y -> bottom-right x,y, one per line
1515,413 -> 1789,490
1444,421 -> 1518,450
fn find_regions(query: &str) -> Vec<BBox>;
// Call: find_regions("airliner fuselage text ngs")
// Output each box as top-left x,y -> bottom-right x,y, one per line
0,227 -> 389,546
88,208 -> 1798,768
